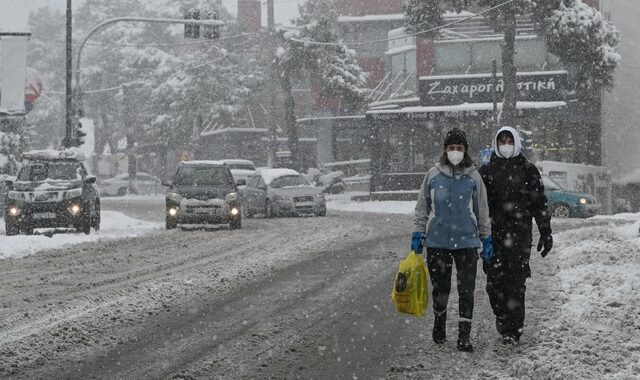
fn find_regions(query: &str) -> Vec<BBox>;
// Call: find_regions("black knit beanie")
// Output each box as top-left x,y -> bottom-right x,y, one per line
443,127 -> 468,150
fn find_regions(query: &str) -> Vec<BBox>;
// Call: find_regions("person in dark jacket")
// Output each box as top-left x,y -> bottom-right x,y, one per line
479,126 -> 553,345
411,128 -> 492,352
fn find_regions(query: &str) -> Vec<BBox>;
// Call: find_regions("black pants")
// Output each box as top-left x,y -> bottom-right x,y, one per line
426,248 -> 478,321
483,231 -> 532,338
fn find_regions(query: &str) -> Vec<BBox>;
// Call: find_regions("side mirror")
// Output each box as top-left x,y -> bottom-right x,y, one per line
236,179 -> 246,186
162,180 -> 172,187
84,175 -> 97,184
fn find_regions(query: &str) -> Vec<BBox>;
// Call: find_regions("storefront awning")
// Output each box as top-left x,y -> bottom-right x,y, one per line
366,101 -> 567,119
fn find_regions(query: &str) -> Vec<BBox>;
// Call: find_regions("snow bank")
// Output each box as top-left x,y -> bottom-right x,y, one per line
0,211 -> 161,259
512,222 -> 640,378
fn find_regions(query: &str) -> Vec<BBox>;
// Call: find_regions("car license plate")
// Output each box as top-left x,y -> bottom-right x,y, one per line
194,207 -> 216,214
33,212 -> 56,220
295,202 -> 313,207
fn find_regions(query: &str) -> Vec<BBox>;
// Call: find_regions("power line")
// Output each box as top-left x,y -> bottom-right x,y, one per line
287,0 -> 517,47
193,35 -> 269,68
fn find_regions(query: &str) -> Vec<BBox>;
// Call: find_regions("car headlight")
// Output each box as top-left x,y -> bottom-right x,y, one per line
167,192 -> 182,202
65,188 -> 83,199
579,198 -> 588,205
225,192 -> 238,202
7,191 -> 26,201
315,193 -> 324,200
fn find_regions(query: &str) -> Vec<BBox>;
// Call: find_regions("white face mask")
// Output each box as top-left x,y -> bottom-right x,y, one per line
498,144 -> 515,158
447,151 -> 464,166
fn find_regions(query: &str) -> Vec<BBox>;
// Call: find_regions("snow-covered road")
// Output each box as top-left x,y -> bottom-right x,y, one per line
0,197 -> 638,378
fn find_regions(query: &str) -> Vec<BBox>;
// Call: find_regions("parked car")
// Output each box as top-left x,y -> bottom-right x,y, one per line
220,159 -> 256,186
4,149 -> 100,235
99,172 -> 162,196
307,169 -> 346,194
163,161 -> 241,230
243,168 -> 326,218
543,175 -> 600,218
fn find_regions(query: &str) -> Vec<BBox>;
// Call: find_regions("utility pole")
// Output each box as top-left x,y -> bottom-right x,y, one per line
64,0 -> 74,148
267,0 -> 278,167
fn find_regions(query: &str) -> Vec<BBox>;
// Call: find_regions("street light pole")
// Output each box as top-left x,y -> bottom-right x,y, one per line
64,0 -> 73,148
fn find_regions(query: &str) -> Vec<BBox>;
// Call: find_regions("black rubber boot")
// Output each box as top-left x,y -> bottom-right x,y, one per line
457,321 -> 473,352
432,311 -> 446,344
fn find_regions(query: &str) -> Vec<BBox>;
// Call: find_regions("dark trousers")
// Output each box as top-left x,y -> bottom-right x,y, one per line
483,231 -> 532,338
426,248 -> 478,320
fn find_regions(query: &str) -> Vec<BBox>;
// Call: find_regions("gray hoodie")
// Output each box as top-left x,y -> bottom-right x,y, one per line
413,163 -> 491,250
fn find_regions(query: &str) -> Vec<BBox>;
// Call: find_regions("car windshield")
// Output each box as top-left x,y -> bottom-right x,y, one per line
226,163 -> 255,171
174,166 -> 233,187
542,175 -> 564,190
17,162 -> 82,181
270,175 -> 310,188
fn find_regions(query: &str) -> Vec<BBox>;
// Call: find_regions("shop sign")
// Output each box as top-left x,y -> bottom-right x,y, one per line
419,71 -> 570,107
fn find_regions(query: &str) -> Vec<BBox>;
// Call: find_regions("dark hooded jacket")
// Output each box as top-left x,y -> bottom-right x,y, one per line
479,127 -> 551,244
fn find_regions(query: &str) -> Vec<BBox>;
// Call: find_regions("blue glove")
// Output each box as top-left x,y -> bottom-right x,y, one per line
411,232 -> 426,254
480,236 -> 494,262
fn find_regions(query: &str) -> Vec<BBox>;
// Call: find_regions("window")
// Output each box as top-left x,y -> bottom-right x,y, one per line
270,175 -> 311,188
256,176 -> 266,189
18,162 -> 82,181
173,166 -> 233,187
225,162 -> 255,171
542,175 -> 563,190
248,175 -> 259,188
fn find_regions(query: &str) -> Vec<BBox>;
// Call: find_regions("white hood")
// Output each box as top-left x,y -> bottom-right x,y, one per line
493,126 -> 522,158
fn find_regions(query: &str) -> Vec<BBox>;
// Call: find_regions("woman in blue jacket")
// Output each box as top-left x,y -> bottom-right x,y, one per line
411,127 -> 492,352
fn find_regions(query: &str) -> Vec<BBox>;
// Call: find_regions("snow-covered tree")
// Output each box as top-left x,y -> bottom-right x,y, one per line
403,0 -> 443,36
279,0 -> 368,170
545,0 -> 620,91
27,0 -> 264,176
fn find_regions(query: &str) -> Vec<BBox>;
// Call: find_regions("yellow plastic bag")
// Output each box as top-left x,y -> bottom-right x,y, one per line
391,250 -> 429,317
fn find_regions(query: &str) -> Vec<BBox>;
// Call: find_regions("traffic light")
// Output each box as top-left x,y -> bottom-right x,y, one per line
70,121 -> 87,147
203,11 -> 220,40
184,8 -> 200,39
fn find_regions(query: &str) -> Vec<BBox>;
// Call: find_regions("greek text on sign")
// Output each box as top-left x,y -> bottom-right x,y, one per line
419,71 -> 571,107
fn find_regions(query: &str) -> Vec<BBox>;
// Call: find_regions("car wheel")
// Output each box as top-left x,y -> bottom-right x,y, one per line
76,222 -> 91,235
116,187 -> 128,197
92,201 -> 101,231
552,203 -> 571,219
316,209 -> 326,217
5,220 -> 19,236
25,228 -> 34,235
265,200 -> 274,219
230,218 -> 242,230
166,216 -> 177,230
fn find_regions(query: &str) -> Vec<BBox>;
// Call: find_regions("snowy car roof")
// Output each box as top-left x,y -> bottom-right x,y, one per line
180,160 -> 225,166
21,148 -> 86,162
259,168 -> 301,185
221,159 -> 254,165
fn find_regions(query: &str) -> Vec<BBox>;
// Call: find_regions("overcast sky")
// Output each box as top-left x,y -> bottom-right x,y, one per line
0,0 -> 302,32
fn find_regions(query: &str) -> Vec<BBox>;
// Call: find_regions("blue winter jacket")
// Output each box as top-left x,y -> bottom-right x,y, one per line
413,163 -> 491,250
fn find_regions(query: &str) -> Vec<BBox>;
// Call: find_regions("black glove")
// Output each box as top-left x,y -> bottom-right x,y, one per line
537,235 -> 553,258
